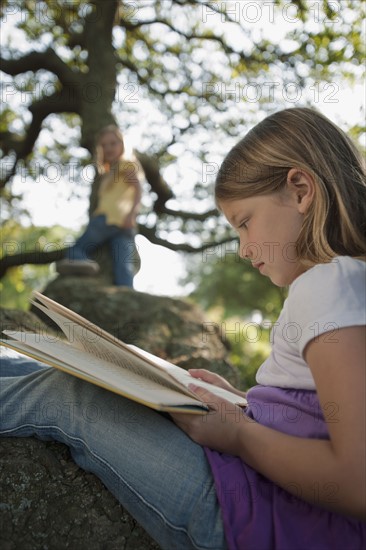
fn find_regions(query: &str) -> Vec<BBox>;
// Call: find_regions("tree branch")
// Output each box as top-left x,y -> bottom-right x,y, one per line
1,89 -> 81,188
0,48 -> 79,87
0,230 -> 236,278
158,206 -> 219,221
0,248 -> 66,279
0,131 -> 24,156
68,31 -> 87,49
138,225 -> 234,253
134,150 -> 174,208
122,16 -> 247,59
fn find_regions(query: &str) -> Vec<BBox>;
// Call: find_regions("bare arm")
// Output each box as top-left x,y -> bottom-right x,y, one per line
172,326 -> 366,520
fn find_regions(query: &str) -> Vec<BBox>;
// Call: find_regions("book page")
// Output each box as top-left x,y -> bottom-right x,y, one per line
30,302 -> 192,395
1,335 -> 208,412
31,292 -> 247,407
128,345 -> 247,407
31,293 -> 191,389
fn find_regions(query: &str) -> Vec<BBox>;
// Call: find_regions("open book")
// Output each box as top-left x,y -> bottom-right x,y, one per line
1,292 -> 247,414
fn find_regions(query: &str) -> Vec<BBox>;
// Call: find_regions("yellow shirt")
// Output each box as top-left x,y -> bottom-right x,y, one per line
94,160 -> 138,227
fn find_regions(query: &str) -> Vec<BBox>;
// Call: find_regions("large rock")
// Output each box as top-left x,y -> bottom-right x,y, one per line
0,439 -> 160,550
1,279 -> 242,549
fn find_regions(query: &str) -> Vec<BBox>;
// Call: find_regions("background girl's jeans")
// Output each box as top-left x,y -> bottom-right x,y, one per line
66,214 -> 136,287
0,352 -> 227,550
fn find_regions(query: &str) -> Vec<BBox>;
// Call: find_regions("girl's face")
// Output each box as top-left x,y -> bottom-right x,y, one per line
99,132 -> 124,164
220,192 -> 307,287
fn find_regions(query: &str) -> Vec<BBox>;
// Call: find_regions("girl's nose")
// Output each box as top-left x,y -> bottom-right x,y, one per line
238,236 -> 250,259
239,239 -> 261,262
238,238 -> 247,259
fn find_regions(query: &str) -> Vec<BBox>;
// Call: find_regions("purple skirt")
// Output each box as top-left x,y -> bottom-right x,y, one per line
204,385 -> 366,550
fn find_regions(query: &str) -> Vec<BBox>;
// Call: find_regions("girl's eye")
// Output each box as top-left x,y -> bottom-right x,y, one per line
238,219 -> 249,230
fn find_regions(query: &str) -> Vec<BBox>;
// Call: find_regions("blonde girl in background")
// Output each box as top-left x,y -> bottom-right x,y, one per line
57,125 -> 142,287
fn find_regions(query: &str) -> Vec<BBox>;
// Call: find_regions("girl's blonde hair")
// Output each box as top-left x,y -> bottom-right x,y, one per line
95,124 -> 125,173
215,107 -> 366,264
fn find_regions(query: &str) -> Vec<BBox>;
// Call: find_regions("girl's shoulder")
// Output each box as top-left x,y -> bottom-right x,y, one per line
290,256 -> 365,295
286,257 -> 365,350
287,256 -> 365,321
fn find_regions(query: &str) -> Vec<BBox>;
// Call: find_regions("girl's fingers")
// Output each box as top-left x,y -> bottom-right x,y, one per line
188,369 -> 235,391
188,383 -> 216,398
189,369 -> 220,381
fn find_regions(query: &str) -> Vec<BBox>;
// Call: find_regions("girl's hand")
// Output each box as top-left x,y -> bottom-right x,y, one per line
188,368 -> 247,399
171,384 -> 247,454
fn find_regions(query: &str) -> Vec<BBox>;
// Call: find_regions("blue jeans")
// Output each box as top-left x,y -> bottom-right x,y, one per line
66,215 -> 136,287
0,353 -> 227,550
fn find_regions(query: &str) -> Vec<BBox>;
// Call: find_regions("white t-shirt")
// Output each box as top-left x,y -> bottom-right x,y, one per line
256,256 -> 366,390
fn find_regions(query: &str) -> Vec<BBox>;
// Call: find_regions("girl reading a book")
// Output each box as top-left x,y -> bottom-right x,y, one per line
1,107 -> 365,549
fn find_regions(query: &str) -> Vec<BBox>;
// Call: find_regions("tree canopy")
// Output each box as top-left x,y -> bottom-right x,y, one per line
0,0 -> 365,276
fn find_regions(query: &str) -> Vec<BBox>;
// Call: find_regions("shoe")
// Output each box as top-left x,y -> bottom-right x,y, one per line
56,259 -> 100,276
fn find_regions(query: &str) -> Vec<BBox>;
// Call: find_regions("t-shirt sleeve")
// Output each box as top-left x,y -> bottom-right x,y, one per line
287,257 -> 366,358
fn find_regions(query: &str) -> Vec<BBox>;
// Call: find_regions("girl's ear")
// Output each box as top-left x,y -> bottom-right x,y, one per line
286,168 -> 315,213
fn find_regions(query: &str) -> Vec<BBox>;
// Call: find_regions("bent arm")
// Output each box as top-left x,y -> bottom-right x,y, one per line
173,326 -> 365,520
235,326 -> 366,520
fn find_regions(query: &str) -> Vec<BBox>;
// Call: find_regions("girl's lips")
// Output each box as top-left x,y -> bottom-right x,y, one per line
253,262 -> 265,272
